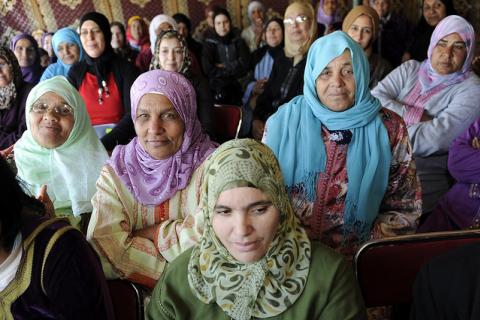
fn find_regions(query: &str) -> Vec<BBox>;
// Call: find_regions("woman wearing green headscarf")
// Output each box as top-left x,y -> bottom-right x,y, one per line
13,76 -> 109,231
263,31 -> 422,257
147,139 -> 366,319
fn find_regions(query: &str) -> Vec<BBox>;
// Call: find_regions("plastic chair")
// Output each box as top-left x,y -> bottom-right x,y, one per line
107,279 -> 144,320
212,104 -> 242,142
354,229 -> 480,308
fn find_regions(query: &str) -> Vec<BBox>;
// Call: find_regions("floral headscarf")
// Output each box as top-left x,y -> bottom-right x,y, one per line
188,138 -> 311,320
0,47 -> 23,110
109,70 -> 217,206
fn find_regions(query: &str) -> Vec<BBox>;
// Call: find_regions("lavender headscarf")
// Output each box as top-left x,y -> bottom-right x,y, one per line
10,34 -> 43,85
418,15 -> 475,93
109,70 -> 217,206
316,0 -> 341,26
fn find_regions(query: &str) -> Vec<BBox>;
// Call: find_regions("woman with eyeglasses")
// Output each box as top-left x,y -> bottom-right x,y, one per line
12,76 -> 109,232
0,47 -> 33,150
68,12 -> 139,151
250,1 -> 317,140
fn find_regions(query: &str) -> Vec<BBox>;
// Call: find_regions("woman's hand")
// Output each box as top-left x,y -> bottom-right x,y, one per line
252,79 -> 267,96
37,185 -> 55,218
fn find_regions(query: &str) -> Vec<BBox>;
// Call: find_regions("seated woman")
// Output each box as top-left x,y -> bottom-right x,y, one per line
372,15 -> 480,213
343,5 -> 392,88
136,14 -> 178,72
402,0 -> 456,62
264,31 -> 421,257
40,27 -> 84,81
418,118 -> 480,232
240,17 -> 284,136
150,29 -> 214,139
110,21 -> 138,63
10,34 -> 44,85
69,12 -> 139,151
14,76 -> 109,232
147,139 -> 366,319
87,70 -> 217,289
0,47 -> 33,149
241,1 -> 266,52
251,1 -> 317,140
0,156 -> 114,319
173,13 -> 204,64
201,7 -> 250,105
126,15 -> 150,52
315,0 -> 342,36
42,32 -> 56,64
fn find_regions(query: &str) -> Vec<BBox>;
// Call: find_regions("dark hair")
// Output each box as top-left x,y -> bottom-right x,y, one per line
173,13 -> 192,34
111,21 -> 126,37
0,157 -> 45,250
213,7 -> 231,23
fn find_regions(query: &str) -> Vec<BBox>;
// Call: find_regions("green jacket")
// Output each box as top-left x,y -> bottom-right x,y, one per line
147,241 -> 367,320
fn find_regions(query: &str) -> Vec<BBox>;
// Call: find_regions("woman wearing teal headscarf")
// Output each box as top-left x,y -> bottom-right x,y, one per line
264,31 -> 422,256
40,28 -> 84,81
147,139 -> 366,320
14,76 -> 109,231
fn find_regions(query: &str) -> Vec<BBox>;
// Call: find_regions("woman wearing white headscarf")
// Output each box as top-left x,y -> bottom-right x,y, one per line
241,1 -> 266,52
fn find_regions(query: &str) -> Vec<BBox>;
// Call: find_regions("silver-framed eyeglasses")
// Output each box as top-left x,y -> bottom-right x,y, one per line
283,15 -> 309,26
31,102 -> 74,116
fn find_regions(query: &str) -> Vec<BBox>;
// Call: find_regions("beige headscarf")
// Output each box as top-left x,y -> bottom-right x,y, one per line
188,139 -> 311,320
284,1 -> 318,65
342,5 -> 380,46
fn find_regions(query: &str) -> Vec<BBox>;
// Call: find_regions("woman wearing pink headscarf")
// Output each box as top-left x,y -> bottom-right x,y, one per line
87,70 -> 217,289
372,15 -> 480,215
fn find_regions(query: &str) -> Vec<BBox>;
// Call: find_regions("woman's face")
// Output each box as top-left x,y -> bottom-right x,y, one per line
29,92 -> 75,149
14,38 -> 37,67
56,42 -> 80,65
214,14 -> 231,37
158,37 -> 184,72
322,0 -> 338,16
423,0 -> 447,27
431,32 -> 467,75
134,93 -> 184,160
0,58 -> 13,87
212,187 -> 280,264
284,7 -> 312,44
251,7 -> 265,26
315,50 -> 356,112
265,21 -> 283,47
43,35 -> 53,55
80,20 -> 106,58
131,20 -> 144,40
177,22 -> 189,38
372,0 -> 391,18
347,15 -> 374,50
111,25 -> 124,49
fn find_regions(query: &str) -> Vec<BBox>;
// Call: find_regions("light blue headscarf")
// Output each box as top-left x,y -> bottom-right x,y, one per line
40,28 -> 84,81
265,31 -> 391,240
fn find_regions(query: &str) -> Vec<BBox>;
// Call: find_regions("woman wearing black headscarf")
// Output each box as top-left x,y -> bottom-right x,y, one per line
68,12 -> 139,151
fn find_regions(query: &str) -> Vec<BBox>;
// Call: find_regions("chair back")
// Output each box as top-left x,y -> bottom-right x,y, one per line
107,279 -> 143,320
212,104 -> 242,142
354,230 -> 480,307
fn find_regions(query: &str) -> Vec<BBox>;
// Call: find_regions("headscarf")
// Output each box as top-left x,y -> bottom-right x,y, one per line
284,2 -> 317,64
40,28 -> 84,80
14,76 -> 109,216
79,12 -> 115,102
265,31 -> 391,241
342,5 -> 380,43
126,16 -> 150,50
188,139 -> 311,320
10,34 -> 43,84
0,47 -> 23,110
417,15 -> 475,93
316,0 -> 341,26
149,14 -> 178,54
149,29 -> 192,78
109,70 -> 217,206
247,1 -> 265,24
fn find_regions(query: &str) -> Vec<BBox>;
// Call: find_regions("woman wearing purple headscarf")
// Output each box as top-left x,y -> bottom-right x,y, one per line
372,15 -> 480,215
10,34 -> 44,85
87,70 -> 217,289
315,0 -> 342,36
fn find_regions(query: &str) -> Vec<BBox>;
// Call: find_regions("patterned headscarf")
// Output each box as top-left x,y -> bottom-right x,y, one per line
10,34 -> 43,84
188,139 -> 311,320
109,70 -> 217,206
149,29 -> 192,78
14,76 -> 109,216
265,31 -> 391,241
418,15 -> 475,93
0,47 -> 23,110
149,14 -> 178,53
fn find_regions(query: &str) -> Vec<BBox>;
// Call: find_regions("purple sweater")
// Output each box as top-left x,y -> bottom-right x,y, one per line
419,118 -> 480,232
